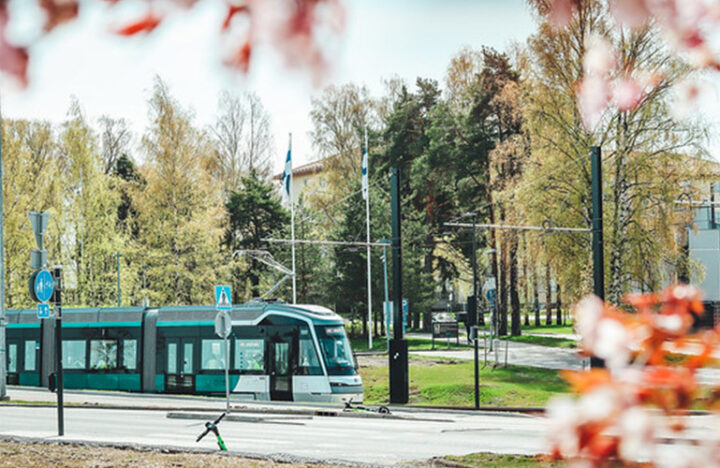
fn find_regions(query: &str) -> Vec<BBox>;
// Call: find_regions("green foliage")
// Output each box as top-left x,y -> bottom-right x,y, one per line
225,170 -> 288,301
132,78 -> 226,306
58,101 -> 126,307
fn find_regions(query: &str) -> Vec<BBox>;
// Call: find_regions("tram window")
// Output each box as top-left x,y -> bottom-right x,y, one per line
90,340 -> 118,370
8,343 -> 16,373
234,339 -> 264,373
167,343 -> 177,374
201,340 -> 226,370
62,340 -> 87,369
123,340 -> 137,370
315,326 -> 356,376
183,342 -> 193,374
24,341 -> 36,371
297,329 -> 322,376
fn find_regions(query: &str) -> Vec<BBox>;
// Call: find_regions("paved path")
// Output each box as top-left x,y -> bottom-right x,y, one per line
411,339 -> 588,371
0,387 -> 551,466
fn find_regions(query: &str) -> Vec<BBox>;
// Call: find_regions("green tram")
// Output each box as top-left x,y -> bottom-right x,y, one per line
5,300 -> 363,403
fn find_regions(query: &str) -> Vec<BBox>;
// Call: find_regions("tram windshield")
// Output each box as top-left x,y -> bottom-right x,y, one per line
315,325 -> 356,375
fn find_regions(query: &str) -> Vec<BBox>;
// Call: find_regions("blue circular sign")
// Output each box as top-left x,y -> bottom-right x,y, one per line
34,270 -> 54,303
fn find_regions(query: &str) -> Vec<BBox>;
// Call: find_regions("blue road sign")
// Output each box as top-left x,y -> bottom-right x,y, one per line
34,270 -> 54,303
37,303 -> 50,319
402,298 -> 408,333
215,285 -> 232,311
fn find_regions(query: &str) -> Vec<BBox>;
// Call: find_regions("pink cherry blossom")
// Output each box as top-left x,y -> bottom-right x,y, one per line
577,75 -> 611,130
583,34 -> 616,76
611,0 -> 651,28
612,77 -> 644,111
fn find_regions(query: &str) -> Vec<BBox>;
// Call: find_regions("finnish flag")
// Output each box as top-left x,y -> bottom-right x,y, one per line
282,142 -> 292,202
361,140 -> 368,200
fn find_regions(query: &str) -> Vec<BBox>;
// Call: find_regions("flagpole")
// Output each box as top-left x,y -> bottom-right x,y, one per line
289,133 -> 297,304
364,128 -> 372,349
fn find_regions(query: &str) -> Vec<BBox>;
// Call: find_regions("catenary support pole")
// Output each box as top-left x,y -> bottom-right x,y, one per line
389,168 -> 408,404
591,146 -> 605,368
472,215 -> 479,410
364,128 -> 372,349
53,265 -> 64,436
382,242 -> 390,351
289,133 -> 296,304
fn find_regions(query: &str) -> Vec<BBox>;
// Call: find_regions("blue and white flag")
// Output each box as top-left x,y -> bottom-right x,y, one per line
282,136 -> 292,202
362,131 -> 369,200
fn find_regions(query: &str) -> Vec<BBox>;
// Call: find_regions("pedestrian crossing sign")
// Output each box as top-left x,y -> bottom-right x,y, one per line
215,285 -> 232,311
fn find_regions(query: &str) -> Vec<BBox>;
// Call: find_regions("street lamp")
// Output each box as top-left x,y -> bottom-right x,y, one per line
114,252 -> 123,307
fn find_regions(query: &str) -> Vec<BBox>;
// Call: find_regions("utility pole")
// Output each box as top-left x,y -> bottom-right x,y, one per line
590,146 -> 605,368
381,241 -> 390,351
114,252 -> 123,307
471,214 -> 479,410
52,265 -> 64,436
389,168 -> 408,404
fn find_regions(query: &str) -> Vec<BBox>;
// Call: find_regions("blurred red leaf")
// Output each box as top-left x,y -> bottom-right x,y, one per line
223,4 -> 250,31
115,12 -> 162,36
40,0 -> 79,32
223,41 -> 252,74
0,6 -> 29,86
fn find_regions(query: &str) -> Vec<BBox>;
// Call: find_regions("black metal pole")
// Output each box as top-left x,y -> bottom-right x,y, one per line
53,265 -> 63,435
472,216 -> 479,409
389,168 -> 408,404
590,146 -> 604,368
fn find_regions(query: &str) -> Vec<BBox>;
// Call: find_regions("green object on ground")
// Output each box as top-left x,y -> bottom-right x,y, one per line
358,356 -> 568,407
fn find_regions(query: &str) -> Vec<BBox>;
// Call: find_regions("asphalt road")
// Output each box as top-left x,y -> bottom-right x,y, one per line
0,405 -> 548,465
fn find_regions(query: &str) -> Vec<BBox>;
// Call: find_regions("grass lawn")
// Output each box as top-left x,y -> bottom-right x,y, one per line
521,324 -> 575,335
351,336 -> 467,352
437,452 -> 563,467
359,356 -> 568,407
505,335 -> 577,349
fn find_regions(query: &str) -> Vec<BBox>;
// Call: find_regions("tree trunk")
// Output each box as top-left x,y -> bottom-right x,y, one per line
545,262 -> 552,326
533,264 -> 540,326
510,233 -> 521,336
556,282 -> 562,326
522,236 -> 530,327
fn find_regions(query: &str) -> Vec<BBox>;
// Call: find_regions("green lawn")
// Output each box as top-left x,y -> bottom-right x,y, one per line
506,335 -> 577,349
521,323 -> 575,335
359,356 -> 568,407
439,452 -> 564,467
351,336 -> 467,352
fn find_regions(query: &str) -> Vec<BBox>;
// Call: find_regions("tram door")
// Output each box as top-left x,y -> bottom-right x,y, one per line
6,341 -> 18,385
165,339 -> 195,393
269,332 -> 295,401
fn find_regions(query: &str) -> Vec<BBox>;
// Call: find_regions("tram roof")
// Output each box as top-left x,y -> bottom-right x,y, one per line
6,302 -> 344,326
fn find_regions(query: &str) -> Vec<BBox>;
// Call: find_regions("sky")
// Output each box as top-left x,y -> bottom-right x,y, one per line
1,0 -> 538,174
3,0 -> 719,174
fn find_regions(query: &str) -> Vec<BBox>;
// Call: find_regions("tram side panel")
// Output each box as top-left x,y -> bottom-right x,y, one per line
6,310 -> 42,387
